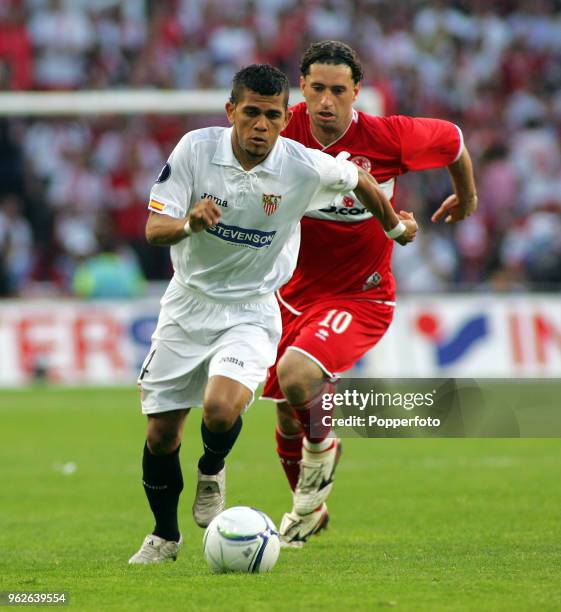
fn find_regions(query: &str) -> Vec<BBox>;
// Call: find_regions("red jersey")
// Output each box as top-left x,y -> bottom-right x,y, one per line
278,102 -> 462,309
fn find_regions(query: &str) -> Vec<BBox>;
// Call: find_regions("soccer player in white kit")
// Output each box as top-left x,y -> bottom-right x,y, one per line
129,64 -> 418,564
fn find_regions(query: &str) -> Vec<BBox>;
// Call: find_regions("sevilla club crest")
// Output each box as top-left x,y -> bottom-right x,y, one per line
262,193 -> 281,215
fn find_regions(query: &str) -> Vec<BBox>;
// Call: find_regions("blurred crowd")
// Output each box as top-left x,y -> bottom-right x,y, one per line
1,0 -> 561,297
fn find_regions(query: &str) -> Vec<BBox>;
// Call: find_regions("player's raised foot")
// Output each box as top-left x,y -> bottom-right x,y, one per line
293,438 -> 341,515
128,534 -> 183,564
279,504 -> 329,549
192,467 -> 226,528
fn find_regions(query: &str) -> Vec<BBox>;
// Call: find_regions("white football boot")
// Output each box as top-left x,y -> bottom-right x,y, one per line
192,467 -> 226,528
279,504 -> 329,549
128,534 -> 183,564
293,438 -> 341,515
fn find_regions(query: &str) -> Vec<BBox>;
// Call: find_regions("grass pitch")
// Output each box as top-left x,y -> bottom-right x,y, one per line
1,387 -> 560,611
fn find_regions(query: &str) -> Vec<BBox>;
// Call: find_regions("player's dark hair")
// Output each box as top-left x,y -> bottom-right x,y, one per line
300,40 -> 364,84
230,64 -> 290,107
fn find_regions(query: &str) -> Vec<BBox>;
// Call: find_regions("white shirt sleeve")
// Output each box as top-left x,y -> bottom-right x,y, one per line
305,152 -> 359,212
148,133 -> 194,219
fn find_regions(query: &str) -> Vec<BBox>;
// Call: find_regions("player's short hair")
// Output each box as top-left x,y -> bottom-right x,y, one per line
230,64 -> 290,107
300,40 -> 364,84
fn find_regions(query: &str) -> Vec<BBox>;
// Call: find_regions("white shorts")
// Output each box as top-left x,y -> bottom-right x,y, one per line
138,279 -> 281,414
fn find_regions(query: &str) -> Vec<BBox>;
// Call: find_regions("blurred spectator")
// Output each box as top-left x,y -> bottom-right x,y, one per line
393,230 -> 459,293
501,211 -> 561,288
0,194 -> 34,295
28,0 -> 95,89
72,226 -> 146,299
0,1 -> 32,89
477,144 -> 518,232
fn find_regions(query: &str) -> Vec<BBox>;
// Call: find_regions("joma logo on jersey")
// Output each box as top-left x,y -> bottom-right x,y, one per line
202,192 -> 228,208
206,222 -> 276,248
262,193 -> 281,215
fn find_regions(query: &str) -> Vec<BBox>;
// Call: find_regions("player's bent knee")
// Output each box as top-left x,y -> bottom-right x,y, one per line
277,350 -> 324,405
203,375 -> 250,432
203,398 -> 240,433
146,422 -> 182,454
146,409 -> 186,454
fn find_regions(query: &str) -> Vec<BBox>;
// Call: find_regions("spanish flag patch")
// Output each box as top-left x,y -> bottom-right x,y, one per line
149,199 -> 165,212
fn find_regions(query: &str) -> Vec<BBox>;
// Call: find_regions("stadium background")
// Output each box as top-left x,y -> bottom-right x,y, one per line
1,2 -> 560,610
1,0 -> 561,384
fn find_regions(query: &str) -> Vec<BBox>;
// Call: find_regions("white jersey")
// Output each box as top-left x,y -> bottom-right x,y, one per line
148,126 -> 358,302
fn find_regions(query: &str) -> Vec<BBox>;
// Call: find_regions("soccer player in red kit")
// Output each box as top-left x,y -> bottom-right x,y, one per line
261,41 -> 478,547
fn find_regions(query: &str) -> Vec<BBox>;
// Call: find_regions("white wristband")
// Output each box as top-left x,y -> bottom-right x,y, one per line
183,220 -> 192,237
385,221 -> 406,240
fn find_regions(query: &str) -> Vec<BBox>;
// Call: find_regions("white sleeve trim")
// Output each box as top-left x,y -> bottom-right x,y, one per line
276,290 -> 302,316
452,124 -> 464,163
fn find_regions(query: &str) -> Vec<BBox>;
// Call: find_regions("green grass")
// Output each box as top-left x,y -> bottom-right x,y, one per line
1,387 -> 560,611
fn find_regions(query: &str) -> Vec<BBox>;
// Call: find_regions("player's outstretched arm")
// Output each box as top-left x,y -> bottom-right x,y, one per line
432,146 -> 478,224
145,198 -> 222,245
354,167 -> 417,245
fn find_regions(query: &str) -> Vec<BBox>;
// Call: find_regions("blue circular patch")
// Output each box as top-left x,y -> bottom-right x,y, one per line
156,162 -> 171,183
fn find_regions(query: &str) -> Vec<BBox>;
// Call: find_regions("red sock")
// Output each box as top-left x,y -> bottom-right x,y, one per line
292,380 -> 336,443
275,426 -> 303,492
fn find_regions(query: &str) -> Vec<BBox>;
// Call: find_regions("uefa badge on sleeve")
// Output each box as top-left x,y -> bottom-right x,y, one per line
262,194 -> 281,216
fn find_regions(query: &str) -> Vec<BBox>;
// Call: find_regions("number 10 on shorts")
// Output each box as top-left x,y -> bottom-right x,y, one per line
318,310 -> 353,334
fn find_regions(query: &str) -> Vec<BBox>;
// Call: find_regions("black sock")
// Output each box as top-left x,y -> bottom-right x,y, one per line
198,417 -> 243,475
142,442 -> 183,542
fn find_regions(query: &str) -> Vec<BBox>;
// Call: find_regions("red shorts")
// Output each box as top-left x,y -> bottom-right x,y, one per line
262,295 -> 394,401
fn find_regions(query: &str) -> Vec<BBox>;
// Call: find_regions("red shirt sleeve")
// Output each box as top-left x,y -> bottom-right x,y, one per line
386,115 -> 463,172
282,102 -> 308,139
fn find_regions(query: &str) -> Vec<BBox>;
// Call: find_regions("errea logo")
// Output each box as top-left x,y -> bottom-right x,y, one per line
363,272 -> 382,290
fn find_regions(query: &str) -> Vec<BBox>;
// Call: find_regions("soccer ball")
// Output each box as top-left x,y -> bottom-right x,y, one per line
203,506 -> 280,573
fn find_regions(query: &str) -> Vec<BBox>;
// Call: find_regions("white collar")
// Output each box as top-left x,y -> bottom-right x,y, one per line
211,127 -> 284,176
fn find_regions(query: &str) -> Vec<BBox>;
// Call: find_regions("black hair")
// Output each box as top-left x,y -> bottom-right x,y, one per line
230,64 -> 290,107
300,40 -> 364,84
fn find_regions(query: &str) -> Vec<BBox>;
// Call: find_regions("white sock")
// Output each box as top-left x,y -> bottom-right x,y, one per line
303,437 -> 333,453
